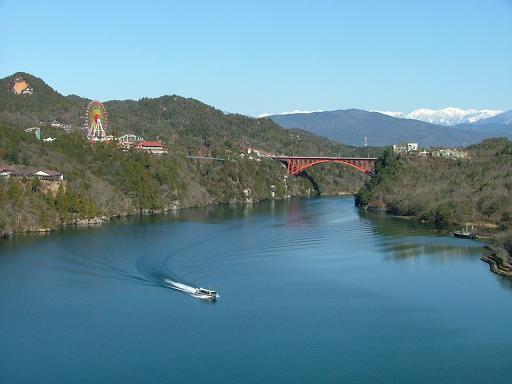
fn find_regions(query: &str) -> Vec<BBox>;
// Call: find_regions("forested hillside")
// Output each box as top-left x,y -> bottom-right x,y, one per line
0,72 -> 377,158
0,121 -> 320,236
356,138 -> 512,226
0,73 -> 376,236
355,138 -> 512,276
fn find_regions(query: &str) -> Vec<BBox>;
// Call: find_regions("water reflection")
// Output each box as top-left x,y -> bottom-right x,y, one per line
113,198 -> 309,225
359,209 -> 444,237
382,239 -> 483,262
359,209 -> 485,263
496,275 -> 512,290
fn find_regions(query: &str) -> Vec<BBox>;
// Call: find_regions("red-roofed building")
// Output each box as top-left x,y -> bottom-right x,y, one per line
0,165 -> 13,178
136,141 -> 168,155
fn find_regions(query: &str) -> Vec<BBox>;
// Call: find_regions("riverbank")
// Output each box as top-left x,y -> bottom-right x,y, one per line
355,142 -> 512,279
361,199 -> 512,278
0,190 -> 327,239
481,240 -> 512,278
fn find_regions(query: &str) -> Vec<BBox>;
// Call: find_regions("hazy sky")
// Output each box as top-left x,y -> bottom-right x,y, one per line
1,0 -> 511,116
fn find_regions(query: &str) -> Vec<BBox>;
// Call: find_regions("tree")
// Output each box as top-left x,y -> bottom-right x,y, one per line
6,179 -> 23,207
55,184 -> 68,218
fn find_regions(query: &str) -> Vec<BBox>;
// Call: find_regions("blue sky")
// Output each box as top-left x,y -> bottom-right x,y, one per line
1,0 -> 511,116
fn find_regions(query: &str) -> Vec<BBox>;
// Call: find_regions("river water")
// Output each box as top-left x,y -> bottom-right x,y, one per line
1,197 -> 511,383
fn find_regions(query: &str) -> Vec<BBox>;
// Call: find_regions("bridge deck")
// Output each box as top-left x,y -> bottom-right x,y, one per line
271,156 -> 378,160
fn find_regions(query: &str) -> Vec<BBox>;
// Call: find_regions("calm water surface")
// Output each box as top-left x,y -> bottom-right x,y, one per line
1,197 -> 512,383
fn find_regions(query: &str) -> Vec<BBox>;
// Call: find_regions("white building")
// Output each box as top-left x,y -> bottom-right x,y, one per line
393,142 -> 419,153
118,134 -> 144,144
33,170 -> 64,181
407,142 -> 418,151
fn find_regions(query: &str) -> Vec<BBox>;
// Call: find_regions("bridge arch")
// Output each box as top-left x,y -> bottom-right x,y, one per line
272,156 -> 377,176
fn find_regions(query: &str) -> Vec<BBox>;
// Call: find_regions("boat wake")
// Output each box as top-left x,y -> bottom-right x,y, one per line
164,279 -> 197,294
133,246 -> 220,300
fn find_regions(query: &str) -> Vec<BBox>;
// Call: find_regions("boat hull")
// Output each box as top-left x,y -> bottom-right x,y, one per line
454,232 -> 476,239
192,293 -> 219,300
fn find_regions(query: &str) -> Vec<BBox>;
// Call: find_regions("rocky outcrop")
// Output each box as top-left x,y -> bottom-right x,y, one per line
482,244 -> 512,278
73,217 -> 108,226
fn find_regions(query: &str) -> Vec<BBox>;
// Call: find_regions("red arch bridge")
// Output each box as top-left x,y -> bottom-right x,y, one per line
272,156 -> 378,176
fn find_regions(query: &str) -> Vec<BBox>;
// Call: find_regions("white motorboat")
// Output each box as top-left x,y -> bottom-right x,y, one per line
193,287 -> 220,300
164,279 -> 220,300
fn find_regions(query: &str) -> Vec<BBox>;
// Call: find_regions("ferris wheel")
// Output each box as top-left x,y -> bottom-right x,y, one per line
85,100 -> 108,141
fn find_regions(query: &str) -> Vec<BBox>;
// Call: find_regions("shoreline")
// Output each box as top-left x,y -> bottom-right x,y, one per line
482,244 -> 512,278
360,202 -> 512,279
2,191 -> 352,239
6,195 -> 512,279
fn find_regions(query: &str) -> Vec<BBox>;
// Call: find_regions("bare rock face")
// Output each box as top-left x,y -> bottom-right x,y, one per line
74,217 -> 106,226
12,77 -> 33,95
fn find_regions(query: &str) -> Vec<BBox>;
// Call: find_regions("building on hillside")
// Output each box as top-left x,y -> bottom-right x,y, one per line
246,146 -> 273,157
47,120 -> 72,132
33,170 -> 64,181
118,134 -> 144,149
5,167 -> 64,182
50,120 -> 63,128
431,148 -> 469,160
393,142 -> 419,154
136,141 -> 168,155
408,142 -> 419,151
9,170 -> 32,179
0,165 -> 13,178
119,134 -> 144,144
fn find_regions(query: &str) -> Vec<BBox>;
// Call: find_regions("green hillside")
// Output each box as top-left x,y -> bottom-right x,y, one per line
356,139 -> 512,226
0,73 -> 84,126
355,138 -> 512,276
0,72 -> 375,236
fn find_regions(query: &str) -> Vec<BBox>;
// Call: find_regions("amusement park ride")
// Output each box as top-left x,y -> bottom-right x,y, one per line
85,100 -> 109,141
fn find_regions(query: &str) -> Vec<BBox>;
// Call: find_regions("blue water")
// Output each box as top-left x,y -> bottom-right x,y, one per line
1,197 -> 511,383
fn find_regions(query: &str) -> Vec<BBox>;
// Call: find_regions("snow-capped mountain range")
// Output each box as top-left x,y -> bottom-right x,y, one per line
378,107 -> 503,126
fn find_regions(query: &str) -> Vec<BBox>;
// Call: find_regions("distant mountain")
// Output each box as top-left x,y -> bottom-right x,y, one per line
269,109 -> 512,147
379,107 -> 502,126
473,110 -> 512,125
